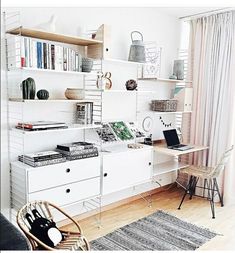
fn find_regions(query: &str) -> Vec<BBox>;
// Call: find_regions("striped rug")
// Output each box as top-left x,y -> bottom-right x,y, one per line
90,210 -> 218,250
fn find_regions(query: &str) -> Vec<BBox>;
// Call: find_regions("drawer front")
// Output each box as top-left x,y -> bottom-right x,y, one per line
28,177 -> 100,206
28,157 -> 100,193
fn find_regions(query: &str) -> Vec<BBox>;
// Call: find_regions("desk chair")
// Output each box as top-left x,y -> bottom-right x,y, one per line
17,200 -> 90,250
177,146 -> 233,218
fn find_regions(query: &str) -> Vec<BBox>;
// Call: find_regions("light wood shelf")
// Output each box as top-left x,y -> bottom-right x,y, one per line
6,27 -> 103,46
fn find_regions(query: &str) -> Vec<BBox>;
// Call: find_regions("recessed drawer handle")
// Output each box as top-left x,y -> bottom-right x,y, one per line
149,162 -> 152,166
66,168 -> 70,173
66,189 -> 71,193
104,173 -> 108,177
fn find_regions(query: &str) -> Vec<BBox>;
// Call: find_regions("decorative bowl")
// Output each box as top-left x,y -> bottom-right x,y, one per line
64,88 -> 84,100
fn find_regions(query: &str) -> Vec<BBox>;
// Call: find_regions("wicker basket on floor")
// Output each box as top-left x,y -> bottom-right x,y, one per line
151,100 -> 178,112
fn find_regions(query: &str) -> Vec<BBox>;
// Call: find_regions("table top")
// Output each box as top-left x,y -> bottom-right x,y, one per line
153,144 -> 209,156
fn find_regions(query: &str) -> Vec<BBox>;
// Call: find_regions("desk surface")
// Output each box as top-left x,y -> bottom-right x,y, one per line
153,144 -> 208,156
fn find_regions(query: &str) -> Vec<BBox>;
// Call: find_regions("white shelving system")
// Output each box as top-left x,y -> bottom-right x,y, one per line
4,11 -> 193,223
4,12 -> 104,223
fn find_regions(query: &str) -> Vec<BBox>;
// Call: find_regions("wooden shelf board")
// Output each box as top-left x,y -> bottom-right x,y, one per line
10,123 -> 102,134
6,27 -> 103,46
153,144 -> 209,156
153,160 -> 189,176
9,67 -> 98,76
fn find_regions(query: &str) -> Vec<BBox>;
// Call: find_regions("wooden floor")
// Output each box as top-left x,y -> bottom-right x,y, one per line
63,187 -> 235,251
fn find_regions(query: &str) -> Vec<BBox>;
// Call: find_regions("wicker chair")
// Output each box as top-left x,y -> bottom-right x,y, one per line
177,146 -> 233,218
17,200 -> 90,250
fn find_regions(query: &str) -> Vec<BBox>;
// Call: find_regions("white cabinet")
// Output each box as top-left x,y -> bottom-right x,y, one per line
11,157 -> 101,209
102,147 -> 152,195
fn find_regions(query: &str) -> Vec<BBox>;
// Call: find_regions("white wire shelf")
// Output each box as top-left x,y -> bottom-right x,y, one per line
10,123 -> 102,134
8,67 -> 98,76
153,160 -> 189,176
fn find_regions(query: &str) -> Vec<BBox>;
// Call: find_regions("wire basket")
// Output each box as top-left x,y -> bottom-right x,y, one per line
151,100 -> 178,112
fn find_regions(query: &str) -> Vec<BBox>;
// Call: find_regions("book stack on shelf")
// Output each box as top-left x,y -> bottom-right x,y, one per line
16,121 -> 68,131
14,37 -> 82,72
56,142 -> 99,160
19,151 -> 66,167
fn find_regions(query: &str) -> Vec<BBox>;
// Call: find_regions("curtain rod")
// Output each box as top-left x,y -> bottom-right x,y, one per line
179,7 -> 234,20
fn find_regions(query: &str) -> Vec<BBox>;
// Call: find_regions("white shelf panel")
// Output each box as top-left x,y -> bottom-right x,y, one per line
153,160 -> 189,176
11,157 -> 101,172
153,111 -> 192,115
101,144 -> 152,155
138,77 -> 192,83
103,58 -> 156,66
9,98 -> 100,103
10,123 -> 102,134
8,67 -> 98,76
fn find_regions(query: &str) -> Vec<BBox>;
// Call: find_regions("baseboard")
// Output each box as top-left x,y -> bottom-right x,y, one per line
58,183 -> 175,228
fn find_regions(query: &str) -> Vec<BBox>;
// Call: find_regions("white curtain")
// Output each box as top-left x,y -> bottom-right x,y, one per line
188,11 -> 235,204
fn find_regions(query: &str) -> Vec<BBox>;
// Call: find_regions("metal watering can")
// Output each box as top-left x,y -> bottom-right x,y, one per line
128,31 -> 146,63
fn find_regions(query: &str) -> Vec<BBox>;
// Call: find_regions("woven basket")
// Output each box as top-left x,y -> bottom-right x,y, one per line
151,100 -> 178,112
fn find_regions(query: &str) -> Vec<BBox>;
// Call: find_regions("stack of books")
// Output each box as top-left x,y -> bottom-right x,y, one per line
19,151 -> 66,167
56,142 -> 98,160
16,121 -> 68,131
13,37 -> 82,72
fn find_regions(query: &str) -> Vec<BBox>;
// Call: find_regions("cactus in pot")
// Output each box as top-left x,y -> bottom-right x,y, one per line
21,77 -> 36,99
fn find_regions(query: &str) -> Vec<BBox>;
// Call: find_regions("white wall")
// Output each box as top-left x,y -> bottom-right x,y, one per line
1,7 -> 181,218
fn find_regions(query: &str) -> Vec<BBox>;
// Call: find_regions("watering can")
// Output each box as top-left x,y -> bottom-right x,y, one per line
128,31 -> 146,63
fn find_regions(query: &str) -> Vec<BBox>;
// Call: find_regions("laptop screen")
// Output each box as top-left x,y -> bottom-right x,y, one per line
163,129 -> 180,147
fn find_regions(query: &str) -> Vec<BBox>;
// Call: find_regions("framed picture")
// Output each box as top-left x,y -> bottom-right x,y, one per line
141,42 -> 162,78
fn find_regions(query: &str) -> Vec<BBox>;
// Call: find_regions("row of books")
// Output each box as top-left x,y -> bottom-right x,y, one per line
16,37 -> 83,72
19,142 -> 98,167
56,142 -> 98,161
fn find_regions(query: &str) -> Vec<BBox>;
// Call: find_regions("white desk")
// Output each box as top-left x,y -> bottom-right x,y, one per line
153,144 -> 209,176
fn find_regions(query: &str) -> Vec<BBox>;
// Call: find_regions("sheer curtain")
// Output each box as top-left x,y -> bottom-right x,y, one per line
188,11 -> 235,204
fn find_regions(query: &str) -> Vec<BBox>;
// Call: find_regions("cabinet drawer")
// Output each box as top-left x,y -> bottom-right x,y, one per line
28,177 -> 100,206
28,157 -> 100,193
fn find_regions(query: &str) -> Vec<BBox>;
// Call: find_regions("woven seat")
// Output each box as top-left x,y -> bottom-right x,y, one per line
177,146 -> 233,219
17,201 -> 90,251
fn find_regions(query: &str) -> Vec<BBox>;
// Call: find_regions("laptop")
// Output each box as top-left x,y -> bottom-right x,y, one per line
163,129 -> 193,151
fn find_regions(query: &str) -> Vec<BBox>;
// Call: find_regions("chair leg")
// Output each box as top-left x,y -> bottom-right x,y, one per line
189,176 -> 199,200
208,179 -> 216,219
178,175 -> 193,210
214,178 -> 224,207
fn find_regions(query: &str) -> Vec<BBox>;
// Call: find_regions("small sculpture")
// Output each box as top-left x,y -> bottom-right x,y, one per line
21,77 -> 36,99
37,89 -> 49,100
125,79 -> 137,90
173,60 -> 184,80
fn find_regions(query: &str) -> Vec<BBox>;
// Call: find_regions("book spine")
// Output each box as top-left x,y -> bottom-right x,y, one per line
66,152 -> 99,161
47,43 -> 50,70
36,42 -> 41,68
63,47 -> 67,71
51,44 -> 55,70
57,147 -> 98,156
20,37 -> 25,67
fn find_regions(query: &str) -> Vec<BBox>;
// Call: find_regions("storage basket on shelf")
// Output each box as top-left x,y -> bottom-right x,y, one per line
151,100 -> 178,112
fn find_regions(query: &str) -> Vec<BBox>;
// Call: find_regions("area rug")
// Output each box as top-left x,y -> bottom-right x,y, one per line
90,210 -> 218,250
